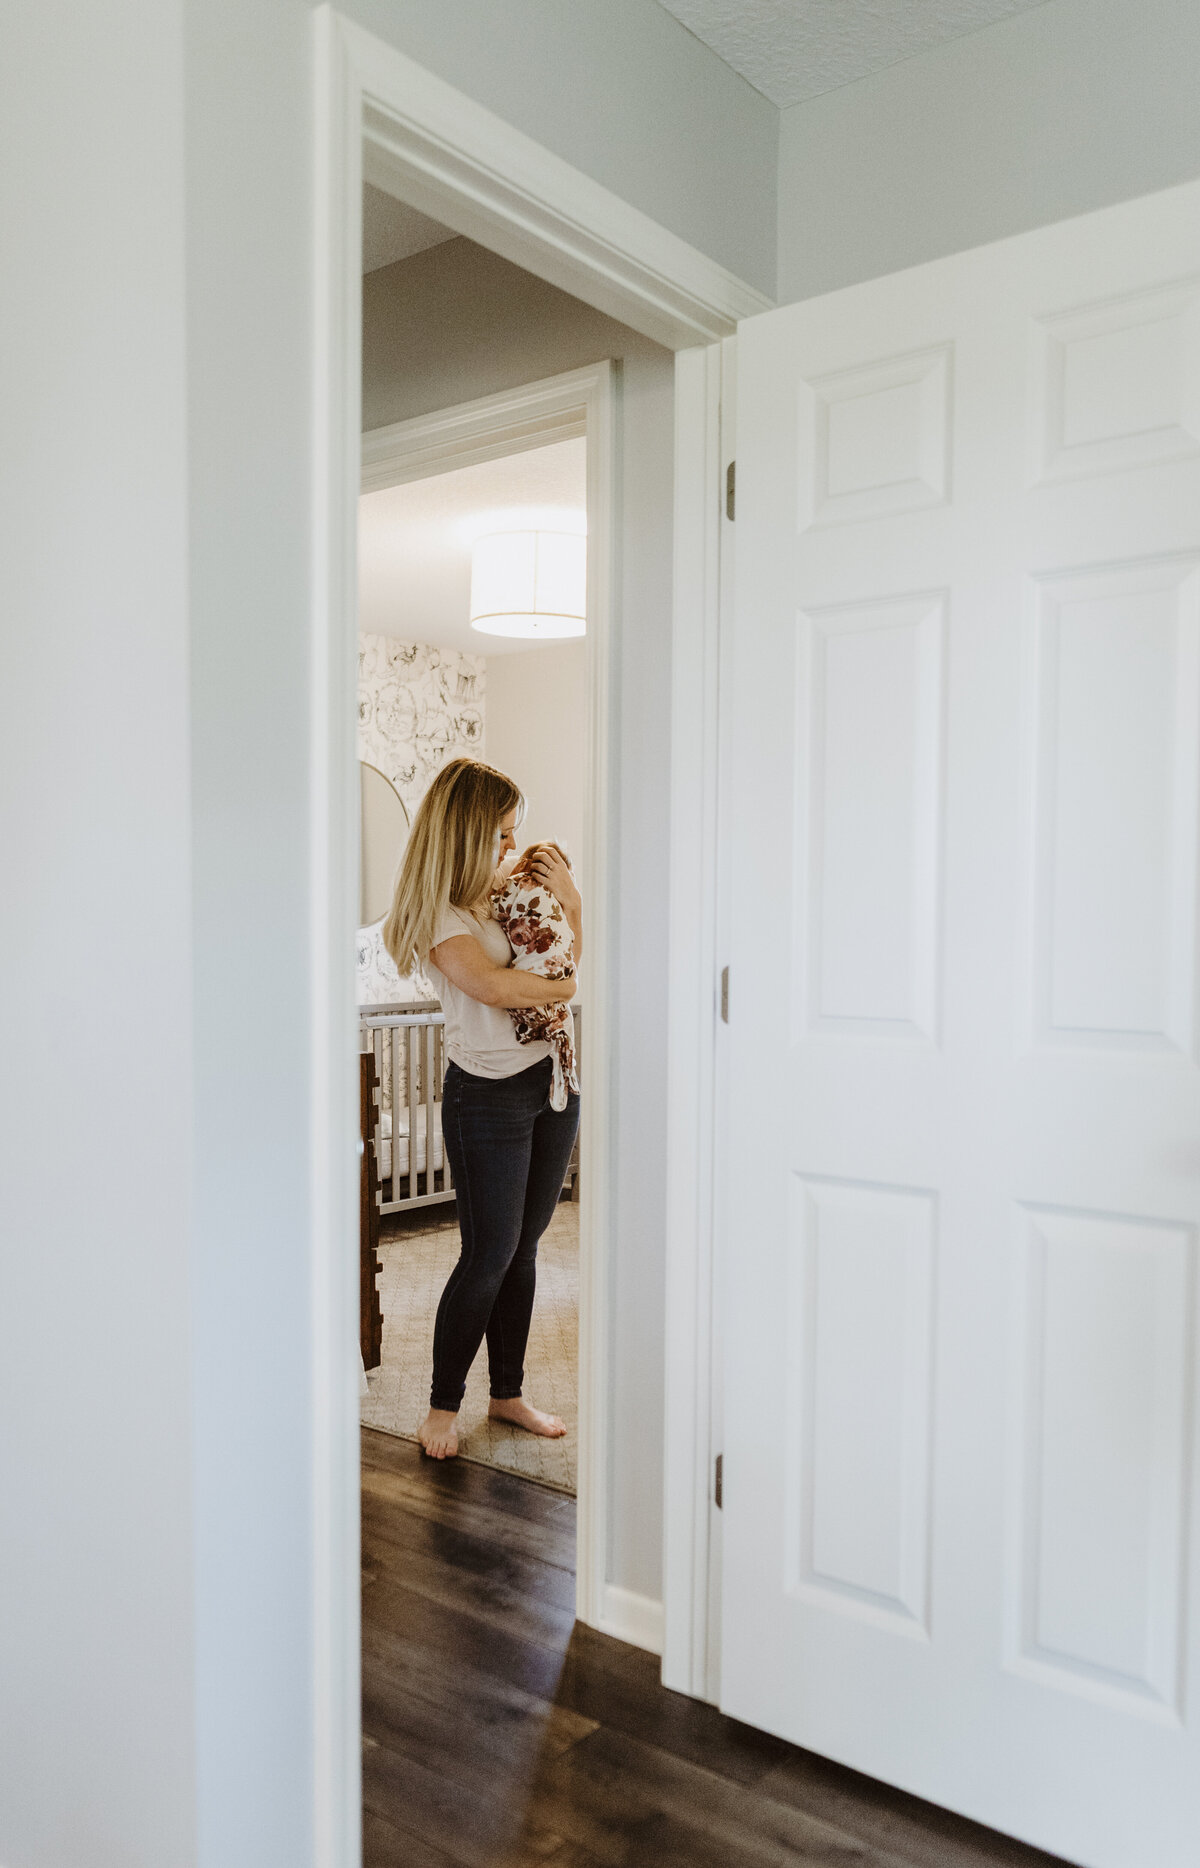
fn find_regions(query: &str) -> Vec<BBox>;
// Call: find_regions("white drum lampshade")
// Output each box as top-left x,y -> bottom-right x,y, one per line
469,529 -> 586,639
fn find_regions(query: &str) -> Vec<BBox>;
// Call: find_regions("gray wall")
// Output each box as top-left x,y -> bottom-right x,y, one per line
346,0 -> 777,297
1,5 -> 196,1865
364,234 -> 671,429
29,0 -> 1200,1855
366,237 -> 673,1605
186,2 -> 317,1863
777,0 -> 1200,303
6,0 -> 753,1858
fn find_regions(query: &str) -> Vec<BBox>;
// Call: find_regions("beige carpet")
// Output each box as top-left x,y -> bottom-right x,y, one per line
361,1201 -> 578,1494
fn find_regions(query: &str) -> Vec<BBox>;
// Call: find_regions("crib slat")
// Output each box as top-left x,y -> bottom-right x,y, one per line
426,1023 -> 433,1195
390,1025 -> 400,1206
407,1023 -> 414,1195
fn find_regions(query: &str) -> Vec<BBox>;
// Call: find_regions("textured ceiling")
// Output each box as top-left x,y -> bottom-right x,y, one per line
362,184 -> 455,274
657,0 -> 1051,106
358,439 -> 587,658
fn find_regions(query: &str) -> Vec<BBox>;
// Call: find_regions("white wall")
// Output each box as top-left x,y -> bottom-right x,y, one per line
0,6 -> 196,1865
24,0 -> 1200,1852
185,2 -> 317,1862
486,642 -> 587,867
777,0 -> 1200,303
344,0 -> 777,297
365,238 -> 672,1607
5,3 -> 750,1859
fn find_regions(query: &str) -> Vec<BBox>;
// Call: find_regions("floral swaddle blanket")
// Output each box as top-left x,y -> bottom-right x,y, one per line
490,853 -> 579,1111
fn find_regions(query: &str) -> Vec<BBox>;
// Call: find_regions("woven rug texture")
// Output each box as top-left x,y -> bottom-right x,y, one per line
361,1201 -> 578,1494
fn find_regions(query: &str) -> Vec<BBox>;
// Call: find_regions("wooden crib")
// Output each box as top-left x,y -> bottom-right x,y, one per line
359,1003 -> 454,1217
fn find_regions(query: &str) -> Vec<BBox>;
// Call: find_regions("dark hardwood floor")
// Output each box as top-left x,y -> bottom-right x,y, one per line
361,1429 -> 1072,1868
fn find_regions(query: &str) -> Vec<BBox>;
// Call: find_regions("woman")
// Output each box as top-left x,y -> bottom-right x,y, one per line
383,757 -> 582,1461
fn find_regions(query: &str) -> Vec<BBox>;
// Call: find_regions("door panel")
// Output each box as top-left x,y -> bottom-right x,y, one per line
789,1176 -> 936,1634
722,179 -> 1200,1868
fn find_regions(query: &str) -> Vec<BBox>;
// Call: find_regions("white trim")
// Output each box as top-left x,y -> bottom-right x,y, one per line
312,13 -> 365,1868
575,367 -> 617,1640
358,362 -> 618,1635
705,337 -> 739,1710
313,11 -> 767,1857
597,1585 -> 665,1658
361,365 -> 597,492
661,343 -> 727,1701
347,22 -> 771,351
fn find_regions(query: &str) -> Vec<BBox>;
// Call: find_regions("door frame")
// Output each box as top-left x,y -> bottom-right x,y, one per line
358,363 -> 616,1642
312,9 -> 770,1859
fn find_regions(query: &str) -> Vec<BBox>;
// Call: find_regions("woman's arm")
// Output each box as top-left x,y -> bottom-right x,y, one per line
430,933 -> 576,1009
522,844 -> 584,966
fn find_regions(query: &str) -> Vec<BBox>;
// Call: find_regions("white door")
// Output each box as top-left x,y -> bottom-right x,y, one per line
722,177 -> 1200,1868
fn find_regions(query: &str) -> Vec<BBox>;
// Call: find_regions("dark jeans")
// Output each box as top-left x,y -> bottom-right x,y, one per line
430,1056 -> 580,1413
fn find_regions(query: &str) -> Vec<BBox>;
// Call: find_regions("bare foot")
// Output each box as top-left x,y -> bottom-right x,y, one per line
417,1408 -> 459,1459
488,1397 -> 567,1439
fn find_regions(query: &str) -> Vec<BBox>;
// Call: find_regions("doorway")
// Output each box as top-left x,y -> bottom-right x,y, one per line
311,12 -> 767,1858
350,215 -> 644,1634
357,410 -> 590,1497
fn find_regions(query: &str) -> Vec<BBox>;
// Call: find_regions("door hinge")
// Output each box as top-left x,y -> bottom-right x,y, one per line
720,965 -> 730,1023
714,1453 -> 724,1510
725,460 -> 736,521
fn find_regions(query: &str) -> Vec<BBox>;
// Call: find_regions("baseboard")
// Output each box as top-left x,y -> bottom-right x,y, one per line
595,1584 -> 664,1657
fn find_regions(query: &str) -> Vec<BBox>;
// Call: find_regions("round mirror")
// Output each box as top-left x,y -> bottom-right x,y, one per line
360,761 -> 409,928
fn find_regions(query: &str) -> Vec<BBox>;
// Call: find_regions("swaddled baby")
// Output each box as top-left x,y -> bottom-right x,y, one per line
490,846 -> 579,1112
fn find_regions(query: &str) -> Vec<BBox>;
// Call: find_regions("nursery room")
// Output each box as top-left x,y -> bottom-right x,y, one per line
356,431 -> 588,1497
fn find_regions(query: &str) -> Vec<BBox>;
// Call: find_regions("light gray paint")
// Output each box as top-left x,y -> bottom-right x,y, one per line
777,0 -> 1200,302
366,238 -> 674,1604
30,0 -> 1200,1856
0,5 -> 196,1865
657,0 -> 1051,107
363,236 -> 675,429
5,3 -> 734,1856
363,183 -> 453,273
343,0 -> 778,297
185,2 -> 318,1863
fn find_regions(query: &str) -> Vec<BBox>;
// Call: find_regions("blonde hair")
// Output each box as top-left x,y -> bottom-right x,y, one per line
382,757 -> 524,976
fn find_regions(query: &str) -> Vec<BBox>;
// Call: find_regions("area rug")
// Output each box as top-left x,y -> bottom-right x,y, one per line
361,1201 -> 578,1494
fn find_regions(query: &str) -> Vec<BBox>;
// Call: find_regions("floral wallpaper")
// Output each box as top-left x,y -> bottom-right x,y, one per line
357,634 -> 486,1005
358,634 -> 485,815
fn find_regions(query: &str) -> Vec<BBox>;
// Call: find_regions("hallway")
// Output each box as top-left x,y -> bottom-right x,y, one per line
360,1432 -> 1070,1868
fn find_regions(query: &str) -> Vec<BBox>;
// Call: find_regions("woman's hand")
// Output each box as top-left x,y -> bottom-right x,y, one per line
523,843 -> 582,918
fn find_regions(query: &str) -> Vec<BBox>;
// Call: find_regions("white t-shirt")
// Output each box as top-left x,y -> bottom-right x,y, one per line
427,904 -> 553,1079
